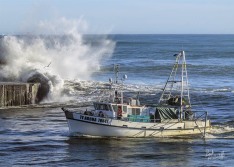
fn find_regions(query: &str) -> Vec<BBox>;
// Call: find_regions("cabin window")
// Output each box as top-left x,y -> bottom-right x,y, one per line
123,106 -> 127,112
94,103 -> 111,111
100,104 -> 105,110
94,103 -> 98,110
107,104 -> 112,111
112,105 -> 118,112
136,108 -> 140,115
132,108 -> 141,115
128,108 -> 132,115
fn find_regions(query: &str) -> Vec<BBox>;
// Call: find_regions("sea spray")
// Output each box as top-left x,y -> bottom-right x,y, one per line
0,18 -> 115,103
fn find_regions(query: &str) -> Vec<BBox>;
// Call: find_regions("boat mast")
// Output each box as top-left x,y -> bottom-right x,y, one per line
113,64 -> 124,104
114,64 -> 119,84
180,51 -> 184,120
158,55 -> 180,104
159,51 -> 191,120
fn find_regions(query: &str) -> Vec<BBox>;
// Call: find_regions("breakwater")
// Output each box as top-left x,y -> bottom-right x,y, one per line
0,82 -> 39,107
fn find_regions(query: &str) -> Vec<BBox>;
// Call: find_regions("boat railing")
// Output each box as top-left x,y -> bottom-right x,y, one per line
121,116 -> 177,123
184,110 -> 208,121
121,117 -> 152,122
72,109 -> 99,116
185,110 -> 208,138
67,108 -> 86,114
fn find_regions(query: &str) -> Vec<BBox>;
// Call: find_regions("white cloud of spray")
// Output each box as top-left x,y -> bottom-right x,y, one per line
0,17 -> 115,103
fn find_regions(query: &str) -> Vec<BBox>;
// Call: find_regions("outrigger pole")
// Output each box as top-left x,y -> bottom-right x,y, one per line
158,51 -> 191,121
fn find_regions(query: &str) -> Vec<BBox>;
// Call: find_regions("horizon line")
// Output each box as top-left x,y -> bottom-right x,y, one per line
1,33 -> 234,36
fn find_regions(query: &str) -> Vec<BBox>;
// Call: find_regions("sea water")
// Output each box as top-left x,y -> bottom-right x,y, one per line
0,34 -> 234,166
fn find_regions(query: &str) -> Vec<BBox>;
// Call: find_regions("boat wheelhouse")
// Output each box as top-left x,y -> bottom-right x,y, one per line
62,51 -> 211,138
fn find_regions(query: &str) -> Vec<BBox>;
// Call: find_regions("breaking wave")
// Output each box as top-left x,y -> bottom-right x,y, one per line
0,17 -> 115,103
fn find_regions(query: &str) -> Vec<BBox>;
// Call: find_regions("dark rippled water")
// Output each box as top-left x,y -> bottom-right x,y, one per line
0,108 -> 234,166
1,34 -> 234,166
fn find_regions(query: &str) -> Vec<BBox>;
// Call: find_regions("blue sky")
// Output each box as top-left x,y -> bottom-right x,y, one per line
0,0 -> 234,34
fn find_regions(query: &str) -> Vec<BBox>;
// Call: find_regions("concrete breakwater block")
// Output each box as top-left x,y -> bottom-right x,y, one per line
0,82 -> 40,107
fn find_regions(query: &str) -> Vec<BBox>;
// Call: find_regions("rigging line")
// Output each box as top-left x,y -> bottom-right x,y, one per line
148,119 -> 172,129
132,130 -> 145,137
194,121 -> 205,138
149,121 -> 180,137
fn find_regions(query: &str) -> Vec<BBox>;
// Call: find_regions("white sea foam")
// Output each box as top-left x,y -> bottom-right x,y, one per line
0,17 -> 115,102
206,125 -> 234,139
211,125 -> 234,133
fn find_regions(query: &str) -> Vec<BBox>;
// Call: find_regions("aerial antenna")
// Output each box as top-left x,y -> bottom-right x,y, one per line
114,64 -> 119,84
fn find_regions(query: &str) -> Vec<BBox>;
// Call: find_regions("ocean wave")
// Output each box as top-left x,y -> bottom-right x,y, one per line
207,125 -> 234,139
0,18 -> 115,103
56,79 -> 233,107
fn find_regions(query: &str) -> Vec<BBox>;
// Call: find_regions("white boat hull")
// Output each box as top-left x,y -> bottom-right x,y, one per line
63,51 -> 212,138
64,110 -> 211,138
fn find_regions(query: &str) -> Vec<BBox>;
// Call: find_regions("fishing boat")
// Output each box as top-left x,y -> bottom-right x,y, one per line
62,51 -> 211,138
